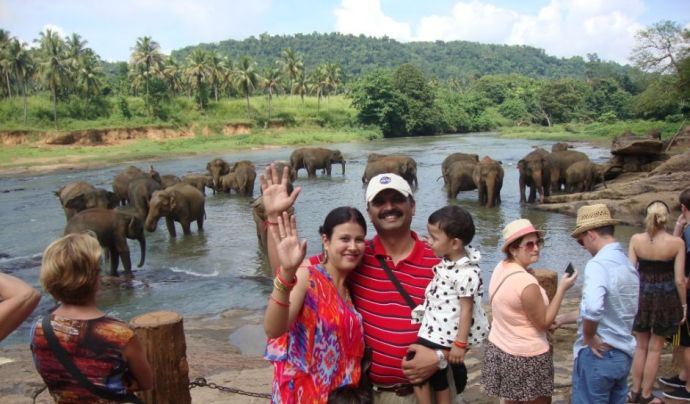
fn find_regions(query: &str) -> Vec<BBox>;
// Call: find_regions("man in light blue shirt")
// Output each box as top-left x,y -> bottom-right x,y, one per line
556,204 -> 639,404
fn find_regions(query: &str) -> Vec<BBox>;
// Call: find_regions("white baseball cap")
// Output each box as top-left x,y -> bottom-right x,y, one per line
365,173 -> 412,203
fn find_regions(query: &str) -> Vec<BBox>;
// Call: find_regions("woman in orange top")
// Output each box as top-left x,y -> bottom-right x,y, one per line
481,219 -> 577,403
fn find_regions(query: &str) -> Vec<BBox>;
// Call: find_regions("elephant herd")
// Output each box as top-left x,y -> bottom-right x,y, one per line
53,144 -> 610,276
518,142 -> 617,204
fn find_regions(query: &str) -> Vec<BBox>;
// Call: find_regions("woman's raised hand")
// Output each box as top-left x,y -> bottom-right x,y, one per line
268,211 -> 307,279
260,164 -> 301,219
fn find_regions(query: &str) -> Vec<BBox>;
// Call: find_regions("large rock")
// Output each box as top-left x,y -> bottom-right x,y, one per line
611,131 -> 663,156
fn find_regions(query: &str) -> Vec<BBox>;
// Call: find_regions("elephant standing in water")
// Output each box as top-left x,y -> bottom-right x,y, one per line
518,148 -> 551,204
206,158 -> 231,193
289,147 -> 346,178
145,183 -> 206,237
473,156 -> 504,208
446,160 -> 477,199
112,166 -> 147,206
55,181 -> 119,220
440,153 -> 479,187
64,208 -> 146,276
565,160 -> 613,193
362,153 -> 418,188
547,150 -> 589,193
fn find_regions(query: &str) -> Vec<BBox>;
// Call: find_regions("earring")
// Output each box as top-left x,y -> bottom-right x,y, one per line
322,250 -> 329,264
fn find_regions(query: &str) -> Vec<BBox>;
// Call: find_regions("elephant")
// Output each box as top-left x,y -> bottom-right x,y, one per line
206,158 -> 231,193
289,147 -> 346,178
145,183 -> 205,237
441,153 -> 479,186
55,181 -> 119,220
181,174 -> 214,195
472,156 -> 504,208
219,172 -> 241,194
148,166 -> 181,188
229,160 -> 257,196
64,207 -> 146,276
127,177 -> 163,220
362,154 -> 418,188
551,142 -> 573,152
547,150 -> 590,193
251,182 -> 295,255
518,148 -> 551,204
112,166 -> 147,206
268,160 -> 297,183
446,160 -> 478,199
565,161 -> 613,193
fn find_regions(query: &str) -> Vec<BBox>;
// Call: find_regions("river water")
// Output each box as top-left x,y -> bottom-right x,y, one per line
0,133 -> 638,347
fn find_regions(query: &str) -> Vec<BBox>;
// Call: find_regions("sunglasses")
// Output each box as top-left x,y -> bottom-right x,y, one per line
577,238 -> 585,247
519,239 -> 544,251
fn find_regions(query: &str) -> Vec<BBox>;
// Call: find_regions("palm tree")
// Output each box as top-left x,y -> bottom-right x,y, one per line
161,56 -> 183,96
5,38 -> 34,122
291,72 -> 309,104
323,63 -> 342,98
65,33 -> 87,91
310,65 -> 328,113
279,48 -> 303,97
262,67 -> 283,120
0,29 -> 13,98
37,28 -> 68,128
207,52 -> 228,102
235,56 -> 260,116
76,51 -> 103,100
184,49 -> 210,109
130,36 -> 163,99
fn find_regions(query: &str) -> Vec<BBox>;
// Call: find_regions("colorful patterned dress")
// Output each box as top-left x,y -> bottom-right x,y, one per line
264,264 -> 365,403
30,314 -> 135,403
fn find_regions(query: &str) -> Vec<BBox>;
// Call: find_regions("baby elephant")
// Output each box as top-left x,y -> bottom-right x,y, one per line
145,183 -> 205,237
64,208 -> 146,276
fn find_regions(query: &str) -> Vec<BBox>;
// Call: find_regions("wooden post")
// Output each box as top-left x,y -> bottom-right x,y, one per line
130,311 -> 191,404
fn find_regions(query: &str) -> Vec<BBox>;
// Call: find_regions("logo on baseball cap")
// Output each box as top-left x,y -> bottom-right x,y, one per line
365,173 -> 413,202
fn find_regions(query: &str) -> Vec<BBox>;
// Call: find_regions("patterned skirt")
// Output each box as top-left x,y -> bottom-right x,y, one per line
481,340 -> 553,401
634,258 -> 682,337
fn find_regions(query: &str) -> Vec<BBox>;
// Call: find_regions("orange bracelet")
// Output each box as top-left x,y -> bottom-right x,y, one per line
453,340 -> 468,349
264,220 -> 278,229
276,266 -> 297,287
269,295 -> 289,307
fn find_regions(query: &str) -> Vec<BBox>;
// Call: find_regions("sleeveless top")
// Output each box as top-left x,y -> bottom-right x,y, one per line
264,264 -> 365,403
635,258 -> 682,330
30,314 -> 135,404
488,260 -> 549,356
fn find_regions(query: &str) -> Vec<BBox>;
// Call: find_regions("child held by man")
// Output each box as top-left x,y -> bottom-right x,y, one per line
410,205 -> 489,404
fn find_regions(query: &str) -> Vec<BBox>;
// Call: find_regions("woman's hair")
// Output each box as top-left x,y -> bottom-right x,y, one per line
428,205 -> 475,245
504,234 -> 543,261
319,206 -> 367,240
40,233 -> 102,305
645,200 -> 670,236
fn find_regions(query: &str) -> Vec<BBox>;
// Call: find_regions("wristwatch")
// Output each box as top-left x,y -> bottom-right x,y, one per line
435,349 -> 448,370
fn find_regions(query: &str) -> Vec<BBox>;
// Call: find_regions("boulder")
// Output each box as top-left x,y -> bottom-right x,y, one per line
611,131 -> 663,156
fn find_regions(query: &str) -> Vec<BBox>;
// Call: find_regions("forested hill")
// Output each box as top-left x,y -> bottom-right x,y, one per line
171,32 -> 636,80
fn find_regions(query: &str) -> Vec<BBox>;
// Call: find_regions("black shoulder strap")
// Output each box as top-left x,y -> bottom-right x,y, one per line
42,315 -> 143,404
377,256 -> 417,309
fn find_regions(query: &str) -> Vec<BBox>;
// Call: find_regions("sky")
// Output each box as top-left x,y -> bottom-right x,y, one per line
1,0 -> 688,65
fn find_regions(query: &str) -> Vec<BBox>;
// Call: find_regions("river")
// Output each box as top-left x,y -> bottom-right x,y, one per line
0,132 -> 638,347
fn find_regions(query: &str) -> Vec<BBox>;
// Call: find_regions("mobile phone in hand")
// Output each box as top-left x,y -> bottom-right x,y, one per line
405,351 -> 416,360
565,262 -> 574,277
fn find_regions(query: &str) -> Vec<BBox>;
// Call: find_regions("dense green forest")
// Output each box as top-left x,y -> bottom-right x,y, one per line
172,32 -> 639,82
0,21 -> 688,139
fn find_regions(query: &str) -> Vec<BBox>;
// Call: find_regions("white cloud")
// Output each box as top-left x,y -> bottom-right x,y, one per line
42,24 -> 66,38
333,0 -> 649,64
334,0 -> 412,40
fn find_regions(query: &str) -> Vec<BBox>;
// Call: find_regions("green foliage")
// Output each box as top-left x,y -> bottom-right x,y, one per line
118,97 -> 132,119
349,70 -> 407,137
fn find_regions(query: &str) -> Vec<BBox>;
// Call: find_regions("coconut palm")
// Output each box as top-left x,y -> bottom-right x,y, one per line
184,48 -> 210,109
310,65 -> 329,113
76,51 -> 103,100
262,67 -> 283,120
0,29 -> 13,98
279,48 -> 303,97
235,56 -> 260,116
323,63 -> 342,97
207,52 -> 228,102
5,38 -> 34,122
291,72 -> 309,104
161,56 -> 183,96
130,36 -> 163,99
37,28 -> 68,128
65,33 -> 87,89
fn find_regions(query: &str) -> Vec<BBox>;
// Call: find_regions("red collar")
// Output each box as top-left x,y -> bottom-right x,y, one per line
370,231 -> 425,263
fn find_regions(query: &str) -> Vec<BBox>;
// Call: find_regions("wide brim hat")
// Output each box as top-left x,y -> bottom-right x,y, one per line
365,173 -> 412,203
501,219 -> 543,253
571,203 -> 619,238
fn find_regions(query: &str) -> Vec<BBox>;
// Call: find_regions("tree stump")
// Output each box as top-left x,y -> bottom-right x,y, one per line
532,269 -> 557,302
130,311 -> 191,404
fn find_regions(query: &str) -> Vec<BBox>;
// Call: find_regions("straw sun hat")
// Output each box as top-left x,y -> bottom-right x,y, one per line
501,219 -> 543,253
570,203 -> 619,238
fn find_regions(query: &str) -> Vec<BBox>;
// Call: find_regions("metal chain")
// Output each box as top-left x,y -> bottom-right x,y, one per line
189,377 -> 271,399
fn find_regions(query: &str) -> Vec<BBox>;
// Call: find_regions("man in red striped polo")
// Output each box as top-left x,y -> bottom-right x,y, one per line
261,167 -> 447,402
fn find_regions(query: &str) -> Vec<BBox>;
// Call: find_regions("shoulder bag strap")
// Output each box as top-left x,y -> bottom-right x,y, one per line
377,256 -> 417,309
489,271 -> 524,305
42,315 -> 143,404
